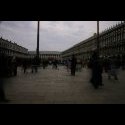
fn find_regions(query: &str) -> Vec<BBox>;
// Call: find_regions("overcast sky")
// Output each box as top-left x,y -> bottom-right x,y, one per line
0,21 -> 121,52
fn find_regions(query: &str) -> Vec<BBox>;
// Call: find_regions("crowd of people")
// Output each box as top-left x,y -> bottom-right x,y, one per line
0,54 -> 40,102
64,52 -> 125,89
1,52 -> 125,103
88,53 -> 125,89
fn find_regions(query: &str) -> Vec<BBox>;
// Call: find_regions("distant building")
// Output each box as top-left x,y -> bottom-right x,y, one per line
0,37 -> 62,62
0,37 -> 28,58
29,51 -> 62,61
61,21 -> 125,61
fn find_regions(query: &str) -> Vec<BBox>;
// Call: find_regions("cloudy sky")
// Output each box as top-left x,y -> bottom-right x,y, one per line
0,21 -> 121,52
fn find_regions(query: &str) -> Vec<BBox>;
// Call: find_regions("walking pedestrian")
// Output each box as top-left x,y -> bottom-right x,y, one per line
0,54 -> 10,103
90,52 -> 103,89
71,55 -> 77,76
108,56 -> 120,80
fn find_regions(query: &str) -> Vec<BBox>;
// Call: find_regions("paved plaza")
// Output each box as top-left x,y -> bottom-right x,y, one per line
1,66 -> 125,104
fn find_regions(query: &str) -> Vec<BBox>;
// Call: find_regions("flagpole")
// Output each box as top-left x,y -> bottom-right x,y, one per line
36,21 -> 40,59
97,21 -> 100,57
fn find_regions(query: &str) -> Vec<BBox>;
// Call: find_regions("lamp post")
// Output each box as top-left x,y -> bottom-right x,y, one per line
97,21 -> 100,57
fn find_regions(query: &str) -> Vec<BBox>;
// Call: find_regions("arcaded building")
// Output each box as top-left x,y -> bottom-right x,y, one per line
61,21 -> 125,61
29,51 -> 62,61
0,37 -> 62,62
0,37 -> 28,58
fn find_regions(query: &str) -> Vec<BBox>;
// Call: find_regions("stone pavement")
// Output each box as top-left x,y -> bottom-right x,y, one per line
1,66 -> 125,104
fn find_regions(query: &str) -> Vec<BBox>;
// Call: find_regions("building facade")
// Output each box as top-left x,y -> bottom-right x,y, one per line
29,51 -> 62,61
0,37 -> 62,62
0,37 -> 28,58
61,21 -> 125,61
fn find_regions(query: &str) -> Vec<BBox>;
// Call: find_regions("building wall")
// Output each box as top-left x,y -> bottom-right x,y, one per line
0,37 -> 28,58
61,21 -> 125,61
29,51 -> 62,61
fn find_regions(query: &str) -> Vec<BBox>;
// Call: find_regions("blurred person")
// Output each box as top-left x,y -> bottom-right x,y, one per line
67,59 -> 71,72
0,54 -> 10,103
108,56 -> 120,80
90,52 -> 103,89
71,55 -> 77,76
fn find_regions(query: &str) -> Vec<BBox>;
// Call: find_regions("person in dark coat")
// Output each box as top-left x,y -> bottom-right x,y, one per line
90,52 -> 103,89
71,55 -> 77,76
0,54 -> 10,103
122,55 -> 125,70
31,57 -> 38,73
23,60 -> 27,74
13,57 -> 18,76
